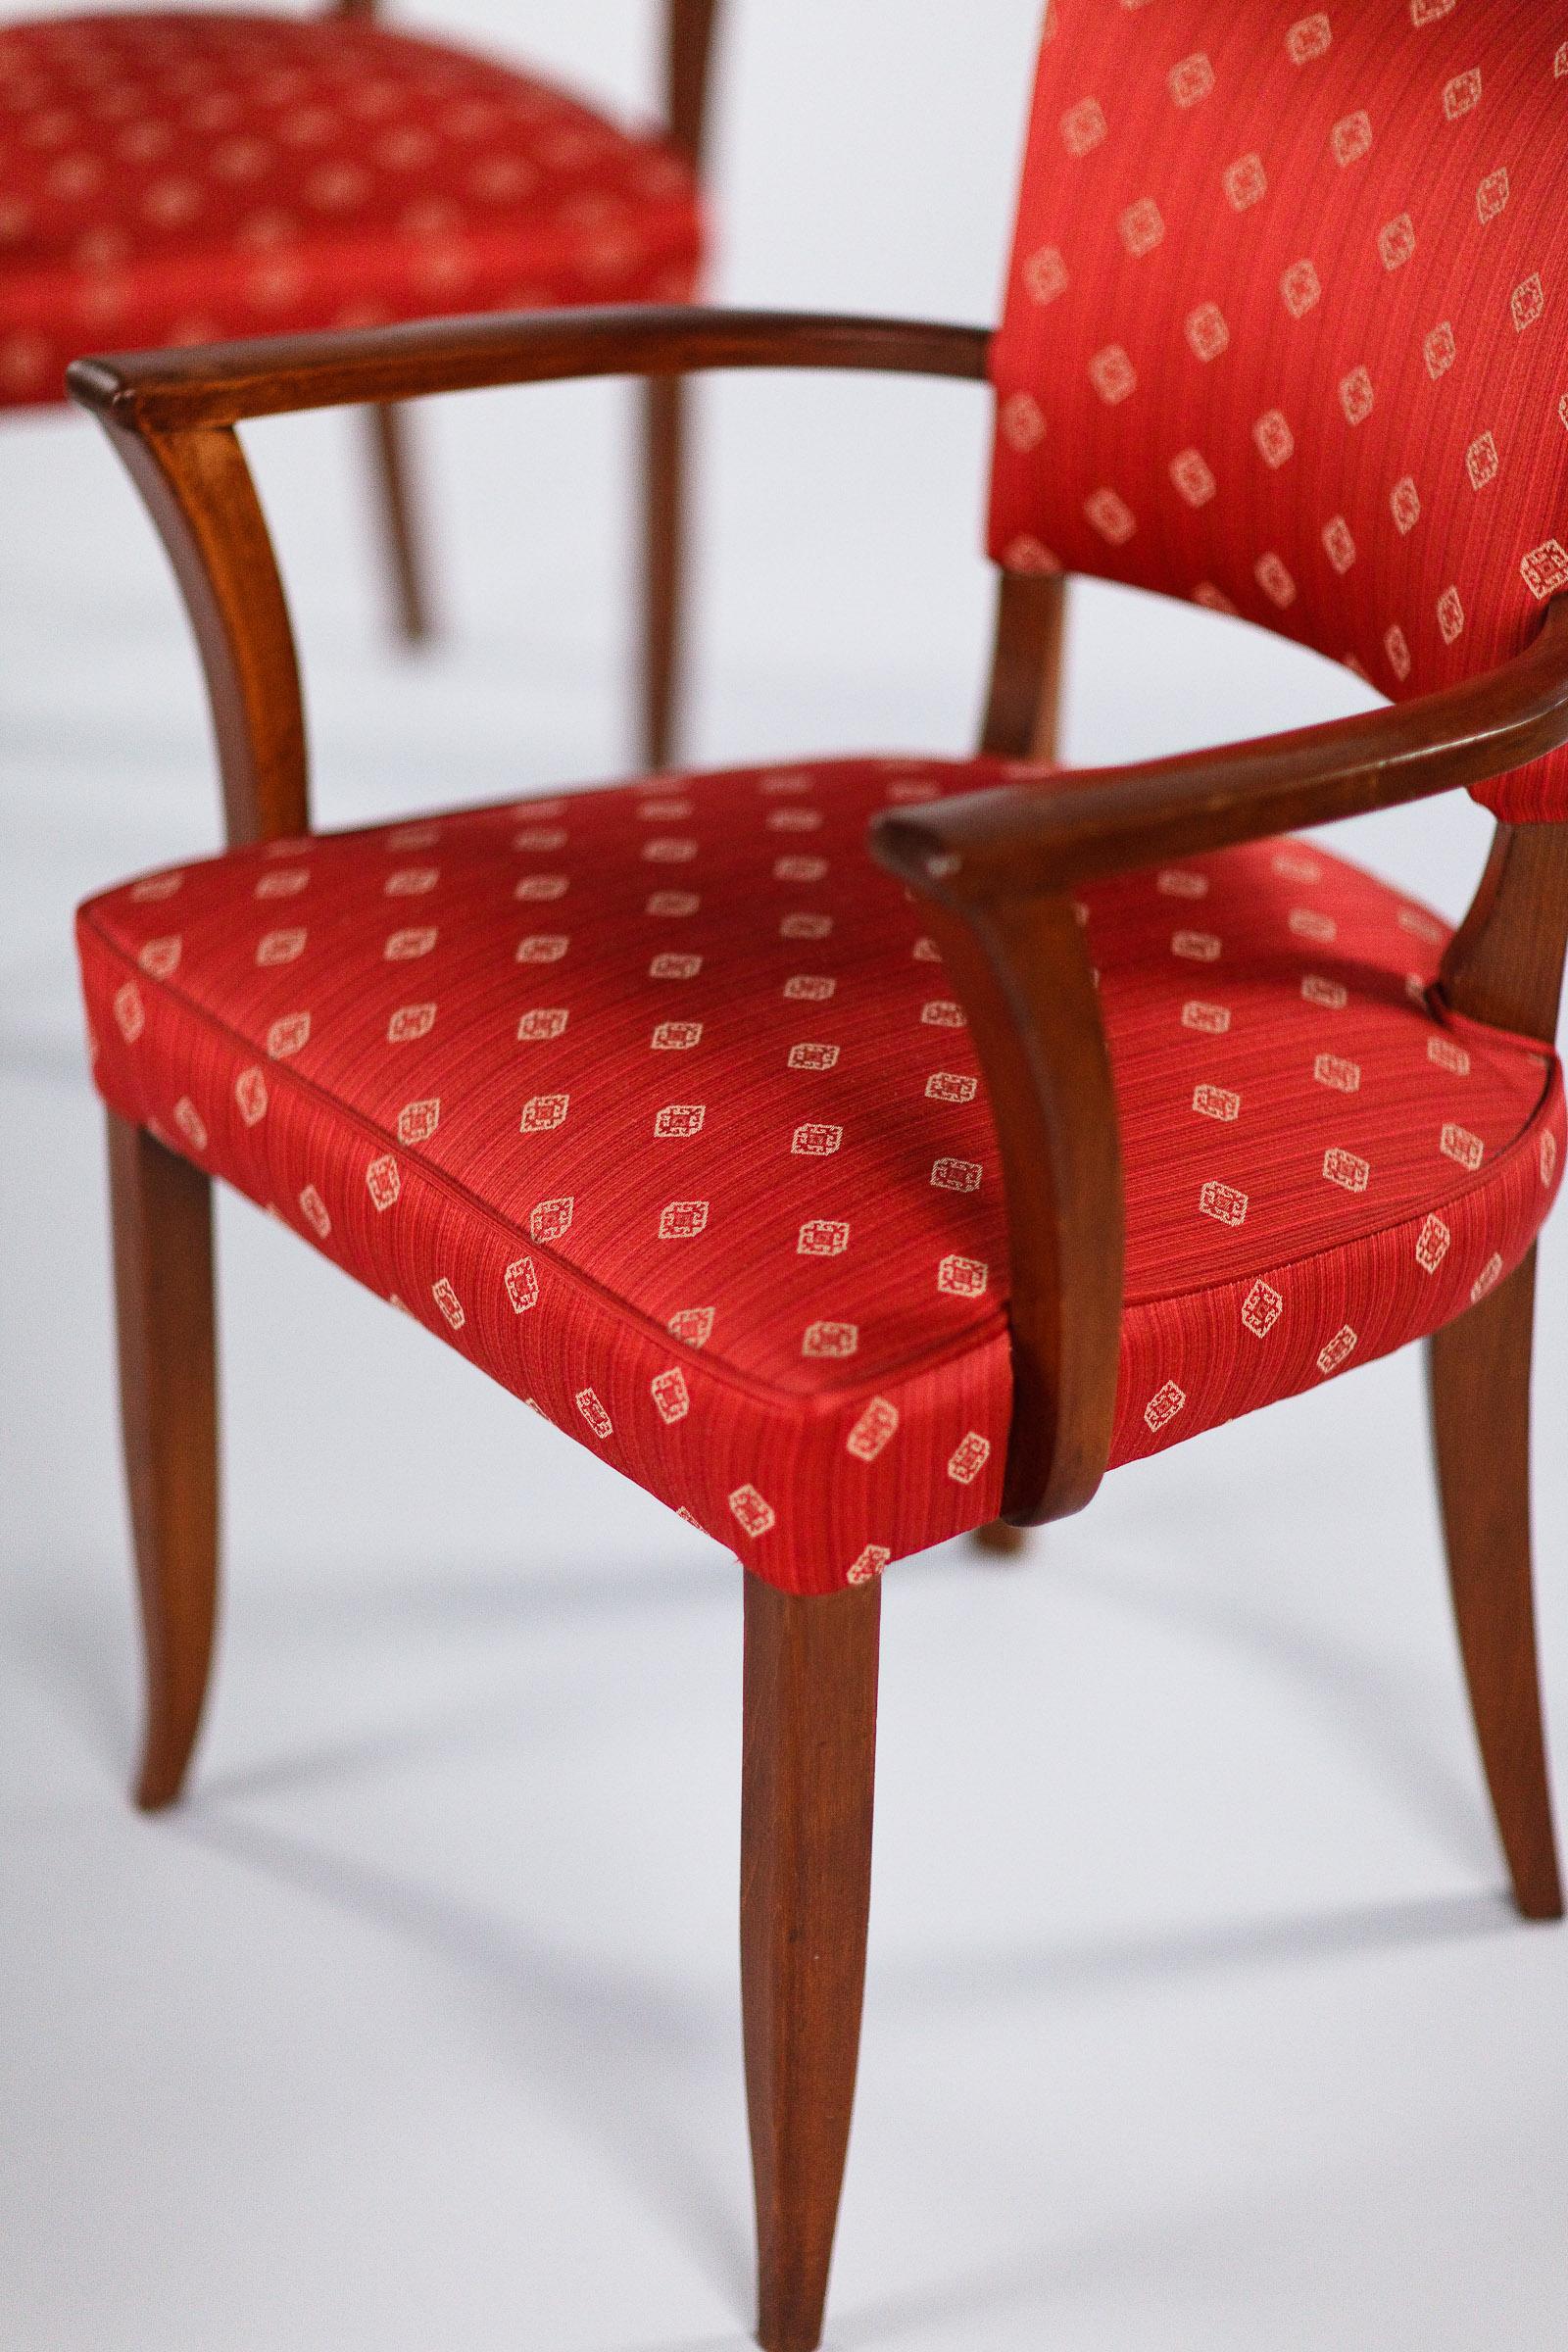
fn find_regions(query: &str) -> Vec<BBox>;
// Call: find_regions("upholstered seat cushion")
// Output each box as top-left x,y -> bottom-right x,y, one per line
76,756 -> 1565,1593
0,11 -> 700,407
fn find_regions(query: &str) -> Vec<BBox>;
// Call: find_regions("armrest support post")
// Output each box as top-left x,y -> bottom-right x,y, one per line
923,892 -> 1123,1524
104,416 -> 307,845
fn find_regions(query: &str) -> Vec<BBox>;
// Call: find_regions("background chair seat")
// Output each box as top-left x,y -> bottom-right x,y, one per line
0,10 -> 701,406
75,751 -> 1565,1592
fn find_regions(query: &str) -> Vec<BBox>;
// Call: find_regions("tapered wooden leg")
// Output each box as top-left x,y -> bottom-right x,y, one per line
742,1572 -> 880,2352
107,1112 -> 220,1812
639,373 -> 688,770
1429,1247 -> 1563,1921
364,402 -> 432,644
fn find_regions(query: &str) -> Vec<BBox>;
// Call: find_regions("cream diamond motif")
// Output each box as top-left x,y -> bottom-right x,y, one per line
1023,244 -> 1068,305
398,1098 -> 439,1145
366,1155 -> 400,1211
938,1253 -> 989,1298
931,1157 -> 981,1193
847,1398 -> 900,1463
1416,1214 -> 1451,1275
575,1388 -> 612,1439
1323,1148 -> 1370,1193
1224,154 -> 1268,212
505,1258 -> 539,1312
1280,262 -> 1320,320
1242,1281 -> 1283,1339
804,1321 -> 858,1359
1144,1381 -> 1187,1434
1521,541 -> 1568,602
1254,410 -> 1297,466
1331,111 -> 1372,167
668,1305 -> 714,1348
947,1433 -> 993,1485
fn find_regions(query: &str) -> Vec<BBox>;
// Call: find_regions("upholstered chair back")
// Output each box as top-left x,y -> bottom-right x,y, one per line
988,0 -> 1568,820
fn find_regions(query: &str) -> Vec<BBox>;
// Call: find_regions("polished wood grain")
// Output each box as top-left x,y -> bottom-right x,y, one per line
980,569 -> 1068,762
973,568 -> 1070,1546
917,894 -> 1123,1526
881,598 -> 1568,902
637,3 -> 722,767
365,401 -> 432,644
1429,1249 -> 1563,1921
1430,819 -> 1568,1921
742,1572 -> 880,2352
107,1112 -> 220,1811
640,373 -> 687,769
98,414 -> 308,844
68,308 -> 993,430
1440,820 -> 1568,1042
666,0 -> 722,167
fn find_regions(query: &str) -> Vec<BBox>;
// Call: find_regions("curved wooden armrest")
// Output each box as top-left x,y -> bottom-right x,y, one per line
67,307 -> 991,848
67,305 -> 993,432
870,603 -> 1568,1534
872,599 -> 1568,903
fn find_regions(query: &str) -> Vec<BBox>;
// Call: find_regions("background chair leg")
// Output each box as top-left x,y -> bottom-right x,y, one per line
107,1112 -> 220,1812
1429,1246 -> 1563,1921
364,402 -> 432,644
742,1571 -> 880,2352
639,373 -> 687,770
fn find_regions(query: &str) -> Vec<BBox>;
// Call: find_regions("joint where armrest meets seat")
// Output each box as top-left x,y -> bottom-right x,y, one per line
869,601 -> 1568,1530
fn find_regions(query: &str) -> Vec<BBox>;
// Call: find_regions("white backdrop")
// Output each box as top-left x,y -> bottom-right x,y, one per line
3,7 -> 1566,2350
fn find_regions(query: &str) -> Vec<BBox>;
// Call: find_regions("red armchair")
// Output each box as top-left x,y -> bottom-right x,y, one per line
0,2 -> 720,757
66,6 -> 1568,2346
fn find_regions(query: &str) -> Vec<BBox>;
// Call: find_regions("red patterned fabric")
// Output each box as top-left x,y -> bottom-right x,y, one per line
75,757 -> 1565,1592
989,0 -> 1568,823
0,11 -> 701,408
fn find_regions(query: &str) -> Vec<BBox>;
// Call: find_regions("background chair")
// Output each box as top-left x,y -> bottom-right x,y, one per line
63,5 -> 1568,2347
0,1 -> 721,763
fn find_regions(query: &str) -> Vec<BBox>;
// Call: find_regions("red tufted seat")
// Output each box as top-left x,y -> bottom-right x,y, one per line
0,10 -> 701,407
76,754 -> 1565,1595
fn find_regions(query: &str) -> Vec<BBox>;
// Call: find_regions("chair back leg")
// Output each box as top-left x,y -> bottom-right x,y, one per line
640,374 -> 689,770
364,402 -> 433,644
741,1570 -> 880,2352
1429,1246 -> 1563,1920
107,1112 -> 220,1810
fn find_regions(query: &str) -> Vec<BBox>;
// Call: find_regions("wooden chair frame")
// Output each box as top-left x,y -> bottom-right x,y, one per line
69,302 -> 1568,2352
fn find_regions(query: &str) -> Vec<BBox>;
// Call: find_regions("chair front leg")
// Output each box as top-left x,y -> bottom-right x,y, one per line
107,1112 -> 220,1809
741,1570 -> 880,2352
1429,1246 -> 1563,1921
